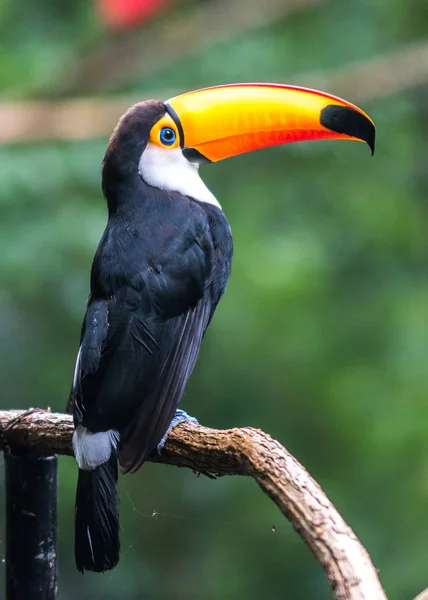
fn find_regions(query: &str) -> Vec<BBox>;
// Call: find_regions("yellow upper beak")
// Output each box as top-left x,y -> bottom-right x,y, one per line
165,83 -> 375,163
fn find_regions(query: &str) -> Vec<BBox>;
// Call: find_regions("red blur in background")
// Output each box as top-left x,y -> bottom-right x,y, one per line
97,0 -> 174,29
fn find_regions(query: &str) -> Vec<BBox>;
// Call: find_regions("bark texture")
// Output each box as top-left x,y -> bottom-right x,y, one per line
0,408 -> 388,600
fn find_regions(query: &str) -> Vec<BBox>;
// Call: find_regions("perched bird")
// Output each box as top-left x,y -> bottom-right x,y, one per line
69,83 -> 375,573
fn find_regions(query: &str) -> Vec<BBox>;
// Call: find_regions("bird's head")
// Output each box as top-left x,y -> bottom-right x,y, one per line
102,83 -> 375,207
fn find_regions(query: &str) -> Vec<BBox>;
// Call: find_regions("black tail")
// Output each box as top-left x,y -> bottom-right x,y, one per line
75,452 -> 120,573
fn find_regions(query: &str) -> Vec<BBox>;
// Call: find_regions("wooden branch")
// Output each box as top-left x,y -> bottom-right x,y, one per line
2,39 -> 428,144
0,409 -> 387,600
298,39 -> 428,103
0,96 -> 153,144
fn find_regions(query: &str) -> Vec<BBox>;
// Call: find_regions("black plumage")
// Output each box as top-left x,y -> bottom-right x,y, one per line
74,452 -> 119,572
70,101 -> 233,572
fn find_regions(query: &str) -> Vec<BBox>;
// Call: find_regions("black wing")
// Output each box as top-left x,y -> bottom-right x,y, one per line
119,293 -> 212,473
71,209 -> 220,473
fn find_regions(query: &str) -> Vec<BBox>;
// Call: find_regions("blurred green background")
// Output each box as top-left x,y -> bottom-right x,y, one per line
1,1 -> 428,598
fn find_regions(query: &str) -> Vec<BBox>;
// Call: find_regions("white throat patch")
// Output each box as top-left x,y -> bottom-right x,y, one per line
138,143 -> 221,208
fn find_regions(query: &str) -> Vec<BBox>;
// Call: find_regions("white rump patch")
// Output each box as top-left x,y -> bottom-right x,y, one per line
139,144 -> 221,209
73,426 -> 119,471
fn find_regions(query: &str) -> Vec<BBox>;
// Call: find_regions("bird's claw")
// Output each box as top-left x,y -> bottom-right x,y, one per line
157,409 -> 199,454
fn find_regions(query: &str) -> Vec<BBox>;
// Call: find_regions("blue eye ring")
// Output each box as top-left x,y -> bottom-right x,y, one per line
159,127 -> 176,146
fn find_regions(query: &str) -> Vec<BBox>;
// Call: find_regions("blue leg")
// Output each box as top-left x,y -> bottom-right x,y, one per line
157,409 -> 199,454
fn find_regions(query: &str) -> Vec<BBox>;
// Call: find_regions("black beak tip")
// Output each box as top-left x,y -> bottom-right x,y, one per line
320,105 -> 375,156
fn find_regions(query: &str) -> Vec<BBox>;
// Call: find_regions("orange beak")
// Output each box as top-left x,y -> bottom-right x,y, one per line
165,83 -> 375,163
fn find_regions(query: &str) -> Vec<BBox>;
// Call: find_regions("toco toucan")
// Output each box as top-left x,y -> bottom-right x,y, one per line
69,83 -> 375,573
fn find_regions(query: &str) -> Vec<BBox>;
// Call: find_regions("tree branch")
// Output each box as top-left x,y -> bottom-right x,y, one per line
0,408 -> 387,600
3,39 -> 428,144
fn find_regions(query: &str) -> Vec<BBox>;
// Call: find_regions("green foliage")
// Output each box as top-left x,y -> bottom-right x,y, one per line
1,1 -> 428,599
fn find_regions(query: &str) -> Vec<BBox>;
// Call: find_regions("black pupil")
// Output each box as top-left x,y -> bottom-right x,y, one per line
163,129 -> 173,140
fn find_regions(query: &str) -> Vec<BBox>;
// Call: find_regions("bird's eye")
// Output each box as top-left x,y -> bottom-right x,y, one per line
159,127 -> 176,146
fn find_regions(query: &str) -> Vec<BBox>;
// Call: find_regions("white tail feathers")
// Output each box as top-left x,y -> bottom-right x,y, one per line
73,426 -> 119,471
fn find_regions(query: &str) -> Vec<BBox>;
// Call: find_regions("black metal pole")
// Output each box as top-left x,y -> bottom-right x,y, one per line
4,452 -> 58,600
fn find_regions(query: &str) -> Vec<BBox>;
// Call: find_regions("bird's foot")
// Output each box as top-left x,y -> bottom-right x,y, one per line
157,409 -> 199,454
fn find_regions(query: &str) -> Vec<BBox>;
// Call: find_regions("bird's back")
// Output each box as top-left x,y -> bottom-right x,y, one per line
71,187 -> 232,471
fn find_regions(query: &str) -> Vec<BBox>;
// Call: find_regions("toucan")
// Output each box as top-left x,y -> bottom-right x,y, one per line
69,83 -> 375,573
